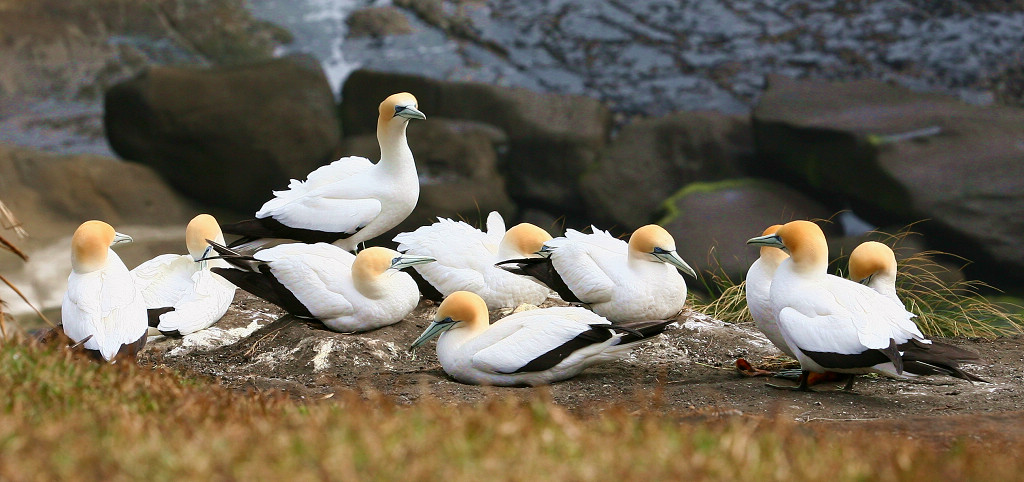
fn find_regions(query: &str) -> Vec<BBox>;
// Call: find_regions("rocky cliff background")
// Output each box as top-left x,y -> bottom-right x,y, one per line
2,0 -> 1024,323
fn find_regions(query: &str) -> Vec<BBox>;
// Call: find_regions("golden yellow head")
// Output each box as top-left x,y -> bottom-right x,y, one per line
849,241 -> 897,282
378,92 -> 425,124
435,291 -> 489,326
775,220 -> 828,269
185,214 -> 224,261
502,223 -> 553,257
628,224 -> 676,254
71,220 -> 122,273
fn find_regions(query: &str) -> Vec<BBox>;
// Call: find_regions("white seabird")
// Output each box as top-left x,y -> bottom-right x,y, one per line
747,220 -> 983,391
61,220 -> 147,362
744,224 -> 794,358
408,291 -> 674,386
130,214 -> 237,336
499,224 -> 697,322
222,92 -> 426,252
208,242 -> 435,333
848,240 -> 901,304
393,211 -> 554,310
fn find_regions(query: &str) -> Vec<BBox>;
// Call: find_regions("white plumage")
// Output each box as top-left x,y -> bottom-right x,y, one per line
744,224 -> 794,358
393,211 -> 553,310
61,220 -> 147,362
408,291 -> 672,386
131,214 -> 236,336
222,92 -> 426,252
211,244 -> 435,333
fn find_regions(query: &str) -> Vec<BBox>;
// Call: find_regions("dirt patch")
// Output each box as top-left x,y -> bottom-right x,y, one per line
140,291 -> 1024,444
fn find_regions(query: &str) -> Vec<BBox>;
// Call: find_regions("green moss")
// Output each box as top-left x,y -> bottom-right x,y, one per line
656,178 -> 778,225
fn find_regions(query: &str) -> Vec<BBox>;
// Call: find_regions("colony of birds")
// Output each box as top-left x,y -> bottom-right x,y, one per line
57,92 -> 984,389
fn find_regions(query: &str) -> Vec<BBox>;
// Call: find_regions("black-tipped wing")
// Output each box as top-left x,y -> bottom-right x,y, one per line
497,257 -> 582,303
900,339 -> 987,382
211,265 -> 314,319
147,307 -> 175,328
222,217 -> 359,248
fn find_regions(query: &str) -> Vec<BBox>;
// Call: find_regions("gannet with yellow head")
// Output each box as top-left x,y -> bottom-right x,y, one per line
130,214 -> 237,336
848,240 -> 900,304
393,211 -> 554,309
747,220 -> 983,390
408,291 -> 674,386
62,220 -> 147,362
499,224 -> 697,322
223,92 -> 426,252
209,243 -> 435,332
744,224 -> 794,358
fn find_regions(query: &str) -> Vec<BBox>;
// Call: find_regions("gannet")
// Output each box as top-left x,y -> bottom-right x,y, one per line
747,220 -> 983,390
393,211 -> 554,310
61,220 -> 147,362
130,214 -> 237,336
498,224 -> 697,322
208,242 -> 435,333
408,291 -> 674,386
744,224 -> 793,358
222,92 -> 426,252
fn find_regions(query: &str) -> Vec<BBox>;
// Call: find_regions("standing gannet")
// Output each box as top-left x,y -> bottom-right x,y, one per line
130,214 -> 237,336
747,221 -> 982,390
208,242 -> 435,332
61,220 -> 147,362
222,92 -> 426,252
408,291 -> 674,386
499,224 -> 697,322
393,211 -> 554,310
744,224 -> 793,358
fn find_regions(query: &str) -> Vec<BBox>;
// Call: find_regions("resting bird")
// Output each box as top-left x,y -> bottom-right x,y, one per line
393,211 -> 553,310
408,291 -> 674,386
744,224 -> 793,358
130,214 -> 236,337
747,220 -> 983,391
498,224 -> 697,322
222,92 -> 426,252
61,220 -> 147,362
208,242 -> 435,333
848,240 -> 901,305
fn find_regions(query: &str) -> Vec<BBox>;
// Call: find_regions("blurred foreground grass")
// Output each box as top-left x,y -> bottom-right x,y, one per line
1,340 -> 1021,481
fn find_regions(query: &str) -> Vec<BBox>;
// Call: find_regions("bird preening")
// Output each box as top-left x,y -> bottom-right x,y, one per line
52,91 -> 986,395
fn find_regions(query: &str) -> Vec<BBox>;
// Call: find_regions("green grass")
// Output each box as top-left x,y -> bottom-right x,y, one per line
0,340 -> 1021,481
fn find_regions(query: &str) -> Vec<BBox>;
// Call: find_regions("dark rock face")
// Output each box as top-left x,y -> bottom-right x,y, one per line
329,118 -> 516,248
658,179 -> 835,283
340,69 -> 611,216
346,7 -> 414,38
104,54 -> 341,213
580,111 -> 753,229
753,75 -> 1024,281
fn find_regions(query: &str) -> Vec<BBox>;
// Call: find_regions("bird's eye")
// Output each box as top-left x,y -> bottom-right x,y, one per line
394,105 -> 407,116
653,247 -> 668,254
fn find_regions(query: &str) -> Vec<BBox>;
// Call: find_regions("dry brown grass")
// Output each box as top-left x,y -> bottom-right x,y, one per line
1,340 -> 1022,481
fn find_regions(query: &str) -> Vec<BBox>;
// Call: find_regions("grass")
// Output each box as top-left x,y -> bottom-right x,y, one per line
691,223 -> 1024,339
1,339 -> 1023,481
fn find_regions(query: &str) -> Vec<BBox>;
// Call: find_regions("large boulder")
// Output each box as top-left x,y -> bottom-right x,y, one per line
329,118 -> 516,248
104,54 -> 341,213
657,178 -> 836,284
580,111 -> 752,229
0,144 -> 202,321
340,69 -> 611,216
753,75 -> 1024,282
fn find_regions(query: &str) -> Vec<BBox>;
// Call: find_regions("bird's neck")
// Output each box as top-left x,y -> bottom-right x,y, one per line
354,271 -> 388,300
377,124 -> 414,172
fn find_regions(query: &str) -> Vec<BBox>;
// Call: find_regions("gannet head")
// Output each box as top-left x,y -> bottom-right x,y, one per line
71,220 -> 131,273
498,223 -> 553,259
627,224 -> 697,278
352,247 -> 435,296
849,241 -> 897,285
757,224 -> 789,264
747,220 -> 827,273
409,290 -> 489,351
185,214 -> 225,261
378,92 -> 425,133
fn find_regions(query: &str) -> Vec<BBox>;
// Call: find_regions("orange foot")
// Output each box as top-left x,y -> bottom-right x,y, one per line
806,371 -> 847,386
735,358 -> 774,377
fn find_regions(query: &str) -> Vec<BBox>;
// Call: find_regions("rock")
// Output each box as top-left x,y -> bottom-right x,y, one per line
657,178 -> 836,284
580,111 -> 753,229
331,118 -> 516,248
346,7 -> 414,38
340,69 -> 611,216
753,74 -> 1024,282
104,55 -> 341,213
0,144 -> 202,320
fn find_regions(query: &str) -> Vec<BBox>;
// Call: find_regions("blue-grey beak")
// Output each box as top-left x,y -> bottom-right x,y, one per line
111,232 -> 133,246
746,233 -> 785,249
409,317 -> 458,351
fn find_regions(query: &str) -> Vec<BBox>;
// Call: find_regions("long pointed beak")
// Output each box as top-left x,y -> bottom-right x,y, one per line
397,106 -> 426,120
409,319 -> 456,351
392,254 -> 436,270
858,274 -> 873,286
536,245 -> 555,258
746,234 -> 784,249
655,250 -> 698,278
111,232 -> 133,246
